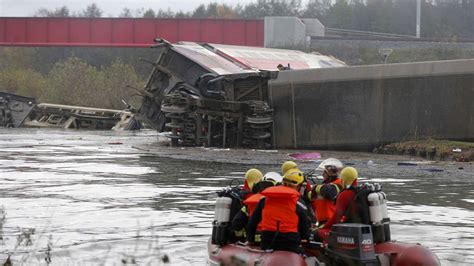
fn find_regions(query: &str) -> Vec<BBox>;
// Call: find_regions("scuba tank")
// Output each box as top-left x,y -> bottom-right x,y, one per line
367,191 -> 385,243
366,183 -> 390,243
342,182 -> 391,243
380,191 -> 391,241
211,196 -> 232,246
215,197 -> 232,223
374,183 -> 391,241
211,184 -> 246,245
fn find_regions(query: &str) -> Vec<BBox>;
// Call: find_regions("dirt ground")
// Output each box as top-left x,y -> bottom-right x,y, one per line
134,141 -> 448,166
376,139 -> 474,162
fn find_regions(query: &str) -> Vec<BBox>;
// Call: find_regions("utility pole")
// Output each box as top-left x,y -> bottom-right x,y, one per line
416,0 -> 421,38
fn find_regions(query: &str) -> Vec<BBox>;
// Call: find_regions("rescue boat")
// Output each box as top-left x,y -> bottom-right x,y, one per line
207,236 -> 441,266
208,183 -> 441,266
208,240 -> 307,266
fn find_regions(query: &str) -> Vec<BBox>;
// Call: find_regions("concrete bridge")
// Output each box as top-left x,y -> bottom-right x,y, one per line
270,59 -> 474,149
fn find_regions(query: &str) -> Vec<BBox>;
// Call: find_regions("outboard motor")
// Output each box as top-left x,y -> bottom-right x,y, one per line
327,223 -> 378,266
211,197 -> 232,246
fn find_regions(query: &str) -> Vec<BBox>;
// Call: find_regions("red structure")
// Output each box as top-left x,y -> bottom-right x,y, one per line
0,17 -> 264,47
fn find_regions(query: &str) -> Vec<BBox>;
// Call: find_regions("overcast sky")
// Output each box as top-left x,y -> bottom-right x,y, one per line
0,0 -> 272,17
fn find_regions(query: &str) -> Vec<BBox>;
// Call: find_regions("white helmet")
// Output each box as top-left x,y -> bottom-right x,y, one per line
263,172 -> 283,184
317,158 -> 344,171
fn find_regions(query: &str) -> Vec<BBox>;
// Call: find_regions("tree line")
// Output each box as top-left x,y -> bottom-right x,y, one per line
35,0 -> 474,39
1,0 -> 472,109
0,48 -> 145,109
2,45 -> 473,109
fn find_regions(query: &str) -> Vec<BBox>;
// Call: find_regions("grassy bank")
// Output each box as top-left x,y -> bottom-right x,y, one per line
375,139 -> 474,161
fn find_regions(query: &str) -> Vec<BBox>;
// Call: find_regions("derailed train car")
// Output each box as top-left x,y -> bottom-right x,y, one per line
136,39 -> 345,148
0,92 -> 36,128
0,92 -> 140,130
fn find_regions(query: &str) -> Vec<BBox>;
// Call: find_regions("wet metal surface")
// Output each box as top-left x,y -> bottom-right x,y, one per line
0,128 -> 473,265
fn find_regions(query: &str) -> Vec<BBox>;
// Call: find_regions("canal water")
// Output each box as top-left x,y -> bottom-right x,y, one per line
0,129 -> 472,265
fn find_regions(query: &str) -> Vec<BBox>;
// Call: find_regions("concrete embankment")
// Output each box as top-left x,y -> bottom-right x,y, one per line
269,59 -> 474,149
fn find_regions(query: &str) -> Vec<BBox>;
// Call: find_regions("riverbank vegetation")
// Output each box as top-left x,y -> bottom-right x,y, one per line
0,49 -> 146,109
375,139 -> 474,162
0,205 -> 170,265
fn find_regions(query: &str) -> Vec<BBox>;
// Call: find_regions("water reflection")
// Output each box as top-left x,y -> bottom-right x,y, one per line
0,128 -> 472,265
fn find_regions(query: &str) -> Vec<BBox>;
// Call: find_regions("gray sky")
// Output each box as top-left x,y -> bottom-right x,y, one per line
0,0 -> 266,17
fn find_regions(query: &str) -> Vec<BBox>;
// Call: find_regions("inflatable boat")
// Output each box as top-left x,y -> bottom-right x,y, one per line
207,235 -> 440,266
208,183 -> 440,266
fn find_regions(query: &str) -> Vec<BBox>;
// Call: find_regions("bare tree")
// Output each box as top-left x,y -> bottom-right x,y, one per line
34,6 -> 70,17
119,8 -> 133,18
142,9 -> 156,18
80,3 -> 103,18
156,8 -> 175,18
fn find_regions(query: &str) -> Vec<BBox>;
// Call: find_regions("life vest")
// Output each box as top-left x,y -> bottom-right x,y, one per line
311,179 -> 342,223
260,186 -> 300,233
243,193 -> 265,217
243,193 -> 266,236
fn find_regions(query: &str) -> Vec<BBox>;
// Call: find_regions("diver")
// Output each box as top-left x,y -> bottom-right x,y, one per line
310,164 -> 342,226
231,173 -> 279,242
314,167 -> 359,242
214,168 -> 263,243
282,161 -> 316,225
240,168 -> 263,200
246,170 -> 310,254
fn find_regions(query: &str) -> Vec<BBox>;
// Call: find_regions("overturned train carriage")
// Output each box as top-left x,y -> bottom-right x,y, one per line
0,92 -> 36,128
0,92 -> 140,130
136,39 -> 345,148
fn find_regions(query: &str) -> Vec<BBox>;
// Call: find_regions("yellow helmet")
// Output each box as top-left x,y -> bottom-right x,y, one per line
245,168 -> 263,190
281,161 -> 298,175
341,167 -> 358,188
282,169 -> 304,186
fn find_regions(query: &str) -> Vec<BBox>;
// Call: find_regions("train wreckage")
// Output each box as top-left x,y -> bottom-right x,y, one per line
0,92 -> 140,130
136,39 -> 345,148
4,40 -> 471,150
136,39 -> 474,149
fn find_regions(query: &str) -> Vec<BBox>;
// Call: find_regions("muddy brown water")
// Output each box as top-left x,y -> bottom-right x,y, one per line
0,128 -> 472,265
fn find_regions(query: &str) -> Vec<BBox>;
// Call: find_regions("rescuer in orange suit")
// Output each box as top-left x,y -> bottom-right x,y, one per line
314,167 -> 359,242
282,161 -> 316,224
310,165 -> 342,226
246,170 -> 310,254
231,176 -> 277,242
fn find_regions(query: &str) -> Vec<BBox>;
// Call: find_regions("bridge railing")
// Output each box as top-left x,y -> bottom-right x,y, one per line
0,17 -> 264,47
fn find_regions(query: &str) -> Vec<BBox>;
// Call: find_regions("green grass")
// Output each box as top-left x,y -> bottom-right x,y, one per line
378,139 -> 474,160
393,139 -> 473,153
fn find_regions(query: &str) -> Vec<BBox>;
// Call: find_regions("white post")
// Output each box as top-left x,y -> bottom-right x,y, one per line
416,0 -> 421,38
